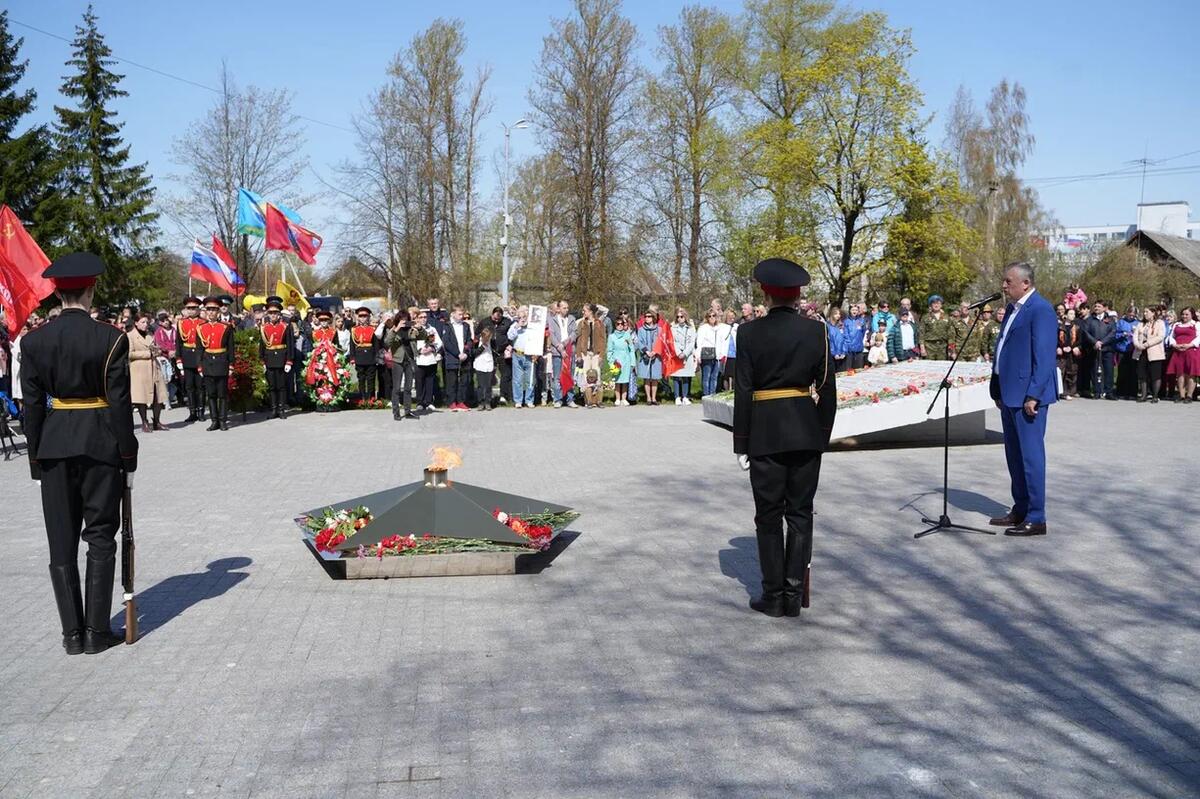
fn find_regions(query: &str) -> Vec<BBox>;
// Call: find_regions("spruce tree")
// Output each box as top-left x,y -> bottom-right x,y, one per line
0,10 -> 62,248
53,5 -> 160,304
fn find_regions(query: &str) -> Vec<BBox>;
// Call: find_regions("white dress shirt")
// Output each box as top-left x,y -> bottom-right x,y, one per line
993,286 -> 1037,371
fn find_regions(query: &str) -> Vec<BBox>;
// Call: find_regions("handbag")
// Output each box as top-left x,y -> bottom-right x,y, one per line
700,346 -> 716,362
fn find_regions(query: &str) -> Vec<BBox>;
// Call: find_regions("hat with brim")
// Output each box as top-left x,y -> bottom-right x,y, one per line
982,304 -> 993,313
218,294 -> 234,307
753,258 -> 809,299
265,295 -> 284,311
203,296 -> 222,309
183,296 -> 201,308
316,310 -> 333,320
356,307 -> 371,317
43,252 -> 105,290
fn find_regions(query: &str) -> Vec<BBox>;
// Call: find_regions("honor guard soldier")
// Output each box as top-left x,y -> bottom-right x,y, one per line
20,252 -> 138,654
259,295 -> 295,419
197,296 -> 234,430
176,296 -> 205,422
733,258 -> 837,618
920,294 -> 954,360
312,309 -> 337,346
350,307 -> 379,399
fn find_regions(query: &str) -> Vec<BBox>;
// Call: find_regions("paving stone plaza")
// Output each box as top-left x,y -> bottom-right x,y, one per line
1,400 -> 1198,798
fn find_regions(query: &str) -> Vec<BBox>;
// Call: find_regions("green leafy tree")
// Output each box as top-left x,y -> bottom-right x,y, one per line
53,5 -> 160,305
0,11 -> 64,248
881,137 -> 978,301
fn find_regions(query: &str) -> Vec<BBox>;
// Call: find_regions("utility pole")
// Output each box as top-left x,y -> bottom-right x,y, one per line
500,118 -> 528,308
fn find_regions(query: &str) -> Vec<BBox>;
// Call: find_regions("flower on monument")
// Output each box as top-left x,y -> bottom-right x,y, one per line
492,508 -> 509,524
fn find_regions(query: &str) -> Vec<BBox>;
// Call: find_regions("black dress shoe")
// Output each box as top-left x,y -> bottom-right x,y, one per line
1005,522 -> 1047,537
83,627 -> 124,653
404,412 -> 419,420
783,595 -> 802,617
62,631 -> 84,655
989,512 -> 1025,527
750,595 -> 786,617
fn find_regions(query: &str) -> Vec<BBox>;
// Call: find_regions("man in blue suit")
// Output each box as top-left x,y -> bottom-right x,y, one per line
988,262 -> 1058,536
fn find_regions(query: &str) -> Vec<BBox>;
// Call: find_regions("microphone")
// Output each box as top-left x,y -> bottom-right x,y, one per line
965,292 -> 1002,312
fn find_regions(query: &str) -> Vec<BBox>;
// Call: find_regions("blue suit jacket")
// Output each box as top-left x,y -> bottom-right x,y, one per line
994,290 -> 1059,408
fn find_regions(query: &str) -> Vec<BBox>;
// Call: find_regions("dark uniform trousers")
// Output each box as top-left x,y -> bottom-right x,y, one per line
41,457 -> 123,566
356,364 -> 376,399
183,366 -> 204,414
749,450 -> 822,598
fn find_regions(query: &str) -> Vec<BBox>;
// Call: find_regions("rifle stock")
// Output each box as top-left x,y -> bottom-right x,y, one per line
121,487 -> 137,644
801,562 -> 811,609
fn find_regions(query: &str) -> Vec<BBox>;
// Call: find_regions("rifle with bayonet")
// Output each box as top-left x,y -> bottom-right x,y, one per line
121,485 -> 137,644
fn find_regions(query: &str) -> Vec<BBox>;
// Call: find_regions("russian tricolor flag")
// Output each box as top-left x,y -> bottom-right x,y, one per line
189,238 -> 246,295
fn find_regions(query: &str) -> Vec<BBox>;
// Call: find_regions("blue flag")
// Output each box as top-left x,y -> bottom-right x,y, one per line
237,187 -> 302,237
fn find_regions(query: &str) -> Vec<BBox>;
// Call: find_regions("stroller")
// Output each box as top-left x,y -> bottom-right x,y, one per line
0,390 -> 20,461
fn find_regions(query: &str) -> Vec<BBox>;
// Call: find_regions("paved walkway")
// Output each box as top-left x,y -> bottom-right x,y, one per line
1,400 -> 1197,797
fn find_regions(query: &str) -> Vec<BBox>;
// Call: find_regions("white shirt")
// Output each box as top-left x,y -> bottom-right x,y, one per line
993,286 -> 1036,371
900,322 -> 915,351
452,320 -> 466,355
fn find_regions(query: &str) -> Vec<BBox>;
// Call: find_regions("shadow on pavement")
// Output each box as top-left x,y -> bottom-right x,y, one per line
114,556 -> 251,638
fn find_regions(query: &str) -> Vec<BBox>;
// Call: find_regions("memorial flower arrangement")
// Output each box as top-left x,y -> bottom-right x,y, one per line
302,341 -> 352,407
305,505 -> 373,552
352,397 -> 389,410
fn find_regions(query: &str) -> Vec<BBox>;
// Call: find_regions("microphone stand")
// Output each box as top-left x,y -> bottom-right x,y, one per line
914,306 -> 997,539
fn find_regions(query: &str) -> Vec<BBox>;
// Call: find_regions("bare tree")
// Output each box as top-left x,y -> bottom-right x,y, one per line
530,0 -> 640,299
170,65 -> 308,291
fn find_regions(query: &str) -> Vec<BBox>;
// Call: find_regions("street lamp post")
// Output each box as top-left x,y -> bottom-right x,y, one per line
501,118 -> 528,308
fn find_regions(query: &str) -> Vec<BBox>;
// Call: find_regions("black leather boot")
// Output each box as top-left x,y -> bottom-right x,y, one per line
49,563 -> 85,654
751,531 -> 786,617
782,530 -> 811,617
206,398 -> 220,431
219,399 -> 230,431
185,402 -> 198,423
278,391 -> 287,420
83,554 -> 123,653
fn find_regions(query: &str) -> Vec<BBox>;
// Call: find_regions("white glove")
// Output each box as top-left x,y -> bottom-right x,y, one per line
285,364 -> 292,373
737,454 -> 750,471
126,472 -> 135,489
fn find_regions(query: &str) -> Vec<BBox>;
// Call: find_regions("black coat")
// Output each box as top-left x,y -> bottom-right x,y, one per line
733,306 -> 837,456
477,316 -> 512,358
19,309 -> 138,477
441,320 -> 473,369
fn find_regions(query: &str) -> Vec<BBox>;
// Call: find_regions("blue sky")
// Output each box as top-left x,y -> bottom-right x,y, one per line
6,0 -> 1199,263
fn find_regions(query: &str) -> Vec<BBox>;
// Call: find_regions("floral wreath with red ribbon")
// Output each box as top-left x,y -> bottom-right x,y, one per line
302,340 -> 353,407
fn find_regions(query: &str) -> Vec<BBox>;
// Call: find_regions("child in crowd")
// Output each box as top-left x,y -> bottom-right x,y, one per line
473,327 -> 495,410
582,368 -> 602,408
867,320 -> 889,366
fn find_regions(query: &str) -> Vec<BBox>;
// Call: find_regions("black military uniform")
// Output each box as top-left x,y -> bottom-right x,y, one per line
197,296 -> 234,431
20,252 -> 138,654
176,296 -> 206,422
733,258 -> 837,618
259,295 -> 295,419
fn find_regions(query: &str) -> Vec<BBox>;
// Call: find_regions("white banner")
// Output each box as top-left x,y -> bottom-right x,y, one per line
522,304 -> 548,357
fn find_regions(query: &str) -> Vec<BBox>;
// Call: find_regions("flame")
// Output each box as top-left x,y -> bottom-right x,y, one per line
427,445 -> 463,472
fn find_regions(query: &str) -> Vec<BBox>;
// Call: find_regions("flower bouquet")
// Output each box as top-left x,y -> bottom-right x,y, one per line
229,329 -> 268,413
353,397 -> 389,410
305,506 -> 373,552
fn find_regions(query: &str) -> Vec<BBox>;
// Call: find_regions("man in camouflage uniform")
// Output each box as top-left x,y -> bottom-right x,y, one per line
980,305 -> 999,362
919,295 -> 954,360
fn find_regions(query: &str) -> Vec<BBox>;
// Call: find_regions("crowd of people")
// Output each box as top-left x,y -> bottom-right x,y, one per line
2,282 -> 1197,426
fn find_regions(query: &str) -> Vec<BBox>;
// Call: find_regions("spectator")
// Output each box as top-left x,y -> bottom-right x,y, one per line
636,310 -> 663,405
1063,283 -> 1088,311
548,300 -> 578,408
473,327 -> 495,411
1131,306 -> 1166,403
899,297 -> 917,323
1165,307 -> 1198,403
920,295 -> 953,360
607,314 -> 636,406
753,304 -> 767,319
1057,307 -> 1081,400
739,302 -> 754,324
506,306 -> 536,408
843,303 -> 868,368
887,309 -> 921,362
127,313 -> 169,433
1114,304 -> 1140,399
670,307 -> 696,405
721,309 -> 739,390
477,306 -> 512,406
575,303 -> 607,400
154,312 -> 178,408
870,300 -> 897,335
442,304 -> 473,411
383,310 -> 419,420
334,315 -> 351,352
827,307 -> 849,372
695,310 -> 722,396
866,320 -> 889,366
1080,300 -> 1117,399
413,309 -> 443,412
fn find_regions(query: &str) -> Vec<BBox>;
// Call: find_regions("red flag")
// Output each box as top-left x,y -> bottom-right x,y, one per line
560,341 -> 575,393
265,203 -> 322,265
210,235 -> 245,295
653,318 -> 684,378
0,206 -> 53,297
0,206 -> 53,339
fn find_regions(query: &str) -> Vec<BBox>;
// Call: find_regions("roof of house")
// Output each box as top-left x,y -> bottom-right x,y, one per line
1127,230 -> 1200,279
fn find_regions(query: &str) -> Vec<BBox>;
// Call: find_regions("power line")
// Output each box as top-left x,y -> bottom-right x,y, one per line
10,17 -> 355,134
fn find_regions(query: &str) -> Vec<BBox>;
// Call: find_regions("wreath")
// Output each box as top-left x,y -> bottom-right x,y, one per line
302,341 -> 352,407
229,328 -> 268,413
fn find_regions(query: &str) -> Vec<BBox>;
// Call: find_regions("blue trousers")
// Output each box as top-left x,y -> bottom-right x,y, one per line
512,355 -> 535,405
700,360 -> 720,395
999,404 -> 1049,524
